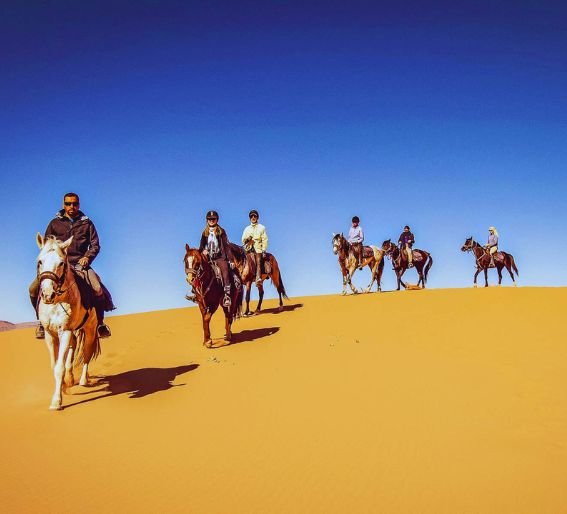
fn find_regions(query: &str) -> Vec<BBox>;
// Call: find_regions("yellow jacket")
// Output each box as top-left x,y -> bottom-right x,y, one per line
242,223 -> 268,253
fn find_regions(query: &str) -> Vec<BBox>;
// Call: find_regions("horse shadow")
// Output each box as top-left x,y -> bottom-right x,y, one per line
257,303 -> 303,315
66,364 -> 199,408
229,326 -> 280,345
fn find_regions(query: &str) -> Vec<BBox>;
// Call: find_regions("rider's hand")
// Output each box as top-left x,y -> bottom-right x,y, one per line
262,252 -> 266,259
202,249 -> 208,256
78,257 -> 89,267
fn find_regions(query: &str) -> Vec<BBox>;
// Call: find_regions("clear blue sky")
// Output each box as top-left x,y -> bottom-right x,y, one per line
1,1 -> 566,322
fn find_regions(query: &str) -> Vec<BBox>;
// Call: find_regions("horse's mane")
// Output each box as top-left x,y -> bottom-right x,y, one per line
229,242 -> 247,264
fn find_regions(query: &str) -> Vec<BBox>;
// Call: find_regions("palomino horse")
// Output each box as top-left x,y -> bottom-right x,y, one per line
332,233 -> 385,294
35,234 -> 101,410
461,237 -> 519,287
229,242 -> 288,316
382,239 -> 433,290
184,244 -> 243,347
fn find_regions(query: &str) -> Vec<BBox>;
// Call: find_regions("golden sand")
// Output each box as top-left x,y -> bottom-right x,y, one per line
1,287 -> 566,513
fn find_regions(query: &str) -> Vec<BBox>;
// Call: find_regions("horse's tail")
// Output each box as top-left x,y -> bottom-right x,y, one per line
424,253 -> 433,284
270,257 -> 289,300
509,254 -> 519,277
74,325 -> 101,367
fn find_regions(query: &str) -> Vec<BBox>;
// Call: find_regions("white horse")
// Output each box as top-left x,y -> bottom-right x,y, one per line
36,234 -> 101,410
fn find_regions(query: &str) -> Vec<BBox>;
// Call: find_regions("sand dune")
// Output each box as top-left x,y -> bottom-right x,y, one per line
1,287 -> 566,513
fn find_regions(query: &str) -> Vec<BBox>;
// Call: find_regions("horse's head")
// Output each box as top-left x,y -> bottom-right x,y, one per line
332,233 -> 344,255
382,239 -> 394,255
461,237 -> 474,252
36,233 -> 72,304
184,244 -> 204,285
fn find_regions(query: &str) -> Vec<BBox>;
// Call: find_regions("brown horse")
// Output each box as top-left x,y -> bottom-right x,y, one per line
229,242 -> 288,316
461,237 -> 518,287
332,233 -> 385,294
184,244 -> 243,348
382,239 -> 433,290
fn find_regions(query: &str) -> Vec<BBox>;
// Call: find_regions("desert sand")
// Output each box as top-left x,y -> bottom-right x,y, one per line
1,287 -> 566,513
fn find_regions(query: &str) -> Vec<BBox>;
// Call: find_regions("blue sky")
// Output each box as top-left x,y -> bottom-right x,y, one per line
1,1 -> 566,322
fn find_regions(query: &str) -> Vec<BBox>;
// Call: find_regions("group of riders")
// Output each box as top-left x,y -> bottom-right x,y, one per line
347,216 -> 500,268
30,193 -> 270,339
30,192 -> 503,340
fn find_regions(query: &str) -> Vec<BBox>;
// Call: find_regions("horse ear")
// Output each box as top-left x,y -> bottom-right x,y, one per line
185,243 -> 191,252
341,232 -> 344,237
332,232 -> 336,237
36,232 -> 44,249
59,236 -> 73,250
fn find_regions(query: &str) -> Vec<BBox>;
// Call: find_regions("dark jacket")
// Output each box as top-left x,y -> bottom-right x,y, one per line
44,210 -> 100,266
398,231 -> 415,246
199,225 -> 234,262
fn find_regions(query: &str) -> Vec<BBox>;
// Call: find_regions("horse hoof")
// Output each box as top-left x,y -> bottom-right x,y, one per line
204,340 -> 213,348
473,284 -> 477,288
49,404 -> 63,411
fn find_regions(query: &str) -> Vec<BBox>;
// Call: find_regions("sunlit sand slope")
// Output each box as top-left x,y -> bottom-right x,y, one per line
1,287 -> 566,514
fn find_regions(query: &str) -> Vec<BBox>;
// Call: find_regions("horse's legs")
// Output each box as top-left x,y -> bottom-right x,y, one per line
202,311 -> 213,347
244,282 -> 252,315
341,274 -> 347,295
44,330 -> 57,370
348,267 -> 359,294
63,341 -> 75,389
50,330 -> 72,410
473,268 -> 481,287
365,264 -> 376,293
484,268 -> 489,287
497,265 -> 503,286
255,283 -> 265,313
224,311 -> 232,342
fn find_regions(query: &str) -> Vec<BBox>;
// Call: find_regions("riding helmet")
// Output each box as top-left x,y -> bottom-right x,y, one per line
352,216 -> 359,223
206,210 -> 219,220
249,209 -> 259,218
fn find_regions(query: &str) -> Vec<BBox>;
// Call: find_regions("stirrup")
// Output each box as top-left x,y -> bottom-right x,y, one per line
97,324 -> 112,338
223,294 -> 232,308
35,324 -> 45,339
185,294 -> 197,302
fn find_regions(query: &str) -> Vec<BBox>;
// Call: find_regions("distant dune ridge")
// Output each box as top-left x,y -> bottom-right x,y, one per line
1,287 -> 566,514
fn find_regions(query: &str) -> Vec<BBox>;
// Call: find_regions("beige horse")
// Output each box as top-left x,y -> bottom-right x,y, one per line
36,234 -> 101,410
332,233 -> 385,294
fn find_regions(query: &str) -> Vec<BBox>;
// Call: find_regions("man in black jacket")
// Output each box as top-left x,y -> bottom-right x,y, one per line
29,192 -> 114,338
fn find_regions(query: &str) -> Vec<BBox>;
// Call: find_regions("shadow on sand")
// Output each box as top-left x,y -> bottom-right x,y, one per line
66,364 -> 198,409
256,303 -> 304,315
229,326 -> 280,346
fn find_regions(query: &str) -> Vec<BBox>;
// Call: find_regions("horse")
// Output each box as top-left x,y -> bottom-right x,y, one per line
382,239 -> 433,290
331,233 -> 385,295
461,237 -> 519,287
229,241 -> 288,316
35,234 -> 101,410
184,244 -> 244,347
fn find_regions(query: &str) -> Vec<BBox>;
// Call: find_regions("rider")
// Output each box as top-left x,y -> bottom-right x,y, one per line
29,192 -> 114,339
198,210 -> 236,308
398,225 -> 415,267
485,226 -> 499,267
241,209 -> 268,285
348,216 -> 364,270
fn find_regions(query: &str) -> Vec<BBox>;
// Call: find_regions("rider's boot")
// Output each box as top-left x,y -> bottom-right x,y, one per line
35,324 -> 45,339
223,286 -> 232,308
95,302 -> 111,338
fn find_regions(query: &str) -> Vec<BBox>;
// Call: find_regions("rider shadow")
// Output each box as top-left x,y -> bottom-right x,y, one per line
66,364 -> 199,408
230,326 -> 280,345
257,303 -> 303,315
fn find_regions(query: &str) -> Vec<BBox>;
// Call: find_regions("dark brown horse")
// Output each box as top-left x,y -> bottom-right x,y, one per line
461,237 -> 518,287
382,239 -> 433,290
332,233 -> 385,294
184,244 -> 243,348
229,242 -> 288,316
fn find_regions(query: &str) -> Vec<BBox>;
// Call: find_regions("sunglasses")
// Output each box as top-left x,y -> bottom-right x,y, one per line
207,218 -> 218,221
64,202 -> 79,206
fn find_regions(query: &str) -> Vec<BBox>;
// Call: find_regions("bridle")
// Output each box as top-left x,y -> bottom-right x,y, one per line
37,260 -> 68,297
463,239 -> 485,267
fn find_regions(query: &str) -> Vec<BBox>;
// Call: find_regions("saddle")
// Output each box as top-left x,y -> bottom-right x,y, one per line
72,269 -> 115,312
210,261 -> 242,290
